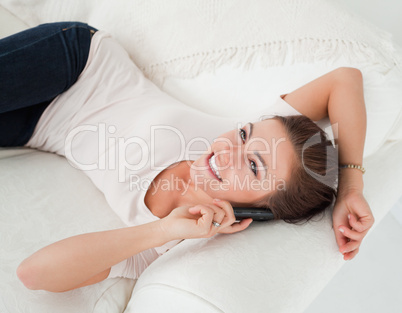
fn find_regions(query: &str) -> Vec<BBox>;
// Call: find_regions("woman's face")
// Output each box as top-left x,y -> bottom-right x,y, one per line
190,118 -> 295,206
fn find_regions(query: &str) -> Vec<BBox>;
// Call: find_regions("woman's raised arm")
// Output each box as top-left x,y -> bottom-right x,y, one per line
282,67 -> 374,260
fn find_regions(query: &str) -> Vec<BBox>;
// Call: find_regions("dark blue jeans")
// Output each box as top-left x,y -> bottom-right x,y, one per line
0,22 -> 97,146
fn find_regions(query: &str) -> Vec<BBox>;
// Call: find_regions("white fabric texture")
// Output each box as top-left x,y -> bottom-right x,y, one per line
1,0 -> 400,83
0,148 -> 136,313
1,0 -> 401,157
108,248 -> 160,280
1,1 -> 402,313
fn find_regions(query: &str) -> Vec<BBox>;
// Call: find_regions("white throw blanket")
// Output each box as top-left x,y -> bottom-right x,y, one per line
1,0 -> 400,85
1,0 -> 402,157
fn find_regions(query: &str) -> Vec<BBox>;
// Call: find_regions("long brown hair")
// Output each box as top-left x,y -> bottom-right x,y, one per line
255,115 -> 338,223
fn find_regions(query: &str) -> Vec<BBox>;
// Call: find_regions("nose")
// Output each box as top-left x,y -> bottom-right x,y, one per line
213,138 -> 241,169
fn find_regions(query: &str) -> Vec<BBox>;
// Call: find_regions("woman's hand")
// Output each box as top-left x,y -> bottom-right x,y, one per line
159,199 -> 252,241
332,189 -> 374,260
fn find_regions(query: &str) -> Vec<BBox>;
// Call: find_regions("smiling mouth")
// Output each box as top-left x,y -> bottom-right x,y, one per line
207,153 -> 223,181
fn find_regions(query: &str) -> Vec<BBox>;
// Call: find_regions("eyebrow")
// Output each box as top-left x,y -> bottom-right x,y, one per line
248,122 -> 268,180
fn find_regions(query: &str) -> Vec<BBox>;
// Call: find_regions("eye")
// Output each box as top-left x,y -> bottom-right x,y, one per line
239,128 -> 247,143
250,160 -> 257,176
239,128 -> 258,177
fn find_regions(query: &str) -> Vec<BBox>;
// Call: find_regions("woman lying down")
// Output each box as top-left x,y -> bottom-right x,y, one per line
0,22 -> 374,292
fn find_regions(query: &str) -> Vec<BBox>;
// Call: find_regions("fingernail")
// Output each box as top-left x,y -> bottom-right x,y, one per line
213,199 -> 221,202
339,227 -> 344,233
348,214 -> 351,220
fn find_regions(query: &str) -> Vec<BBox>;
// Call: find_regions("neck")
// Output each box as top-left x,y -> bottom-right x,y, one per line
171,161 -> 213,208
145,160 -> 214,218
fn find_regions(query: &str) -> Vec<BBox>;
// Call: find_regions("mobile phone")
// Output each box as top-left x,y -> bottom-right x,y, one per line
233,207 -> 274,221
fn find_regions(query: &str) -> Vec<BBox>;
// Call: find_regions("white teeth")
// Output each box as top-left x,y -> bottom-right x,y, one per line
209,154 -> 222,181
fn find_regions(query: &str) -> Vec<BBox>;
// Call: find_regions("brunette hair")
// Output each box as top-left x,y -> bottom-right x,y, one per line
255,115 -> 338,223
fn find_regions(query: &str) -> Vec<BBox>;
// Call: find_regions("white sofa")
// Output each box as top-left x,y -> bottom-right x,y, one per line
1,1 -> 402,312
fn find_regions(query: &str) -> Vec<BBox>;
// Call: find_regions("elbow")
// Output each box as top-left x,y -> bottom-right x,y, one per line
17,259 -> 46,291
17,260 -> 38,290
335,67 -> 363,83
17,259 -> 78,293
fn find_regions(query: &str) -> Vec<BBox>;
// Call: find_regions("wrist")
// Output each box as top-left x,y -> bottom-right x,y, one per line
338,168 -> 364,196
154,219 -> 178,243
140,220 -> 174,247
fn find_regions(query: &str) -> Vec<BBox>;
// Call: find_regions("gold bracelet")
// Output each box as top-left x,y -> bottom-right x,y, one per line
339,164 -> 366,174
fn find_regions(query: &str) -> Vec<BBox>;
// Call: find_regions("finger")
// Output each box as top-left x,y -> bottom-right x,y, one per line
334,225 -> 349,249
212,199 -> 236,226
189,204 -> 221,221
333,216 -> 350,249
219,218 -> 253,234
203,203 -> 226,225
343,247 -> 359,261
339,240 -> 360,255
188,205 -> 203,216
189,204 -> 226,237
348,213 -> 373,233
338,226 -> 364,242
197,206 -> 214,229
200,205 -> 229,237
348,195 -> 375,227
332,202 -> 350,249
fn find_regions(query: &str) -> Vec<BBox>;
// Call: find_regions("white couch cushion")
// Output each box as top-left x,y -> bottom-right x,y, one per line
0,148 -> 136,312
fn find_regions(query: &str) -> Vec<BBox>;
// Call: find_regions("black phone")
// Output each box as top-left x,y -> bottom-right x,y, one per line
233,207 -> 274,221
